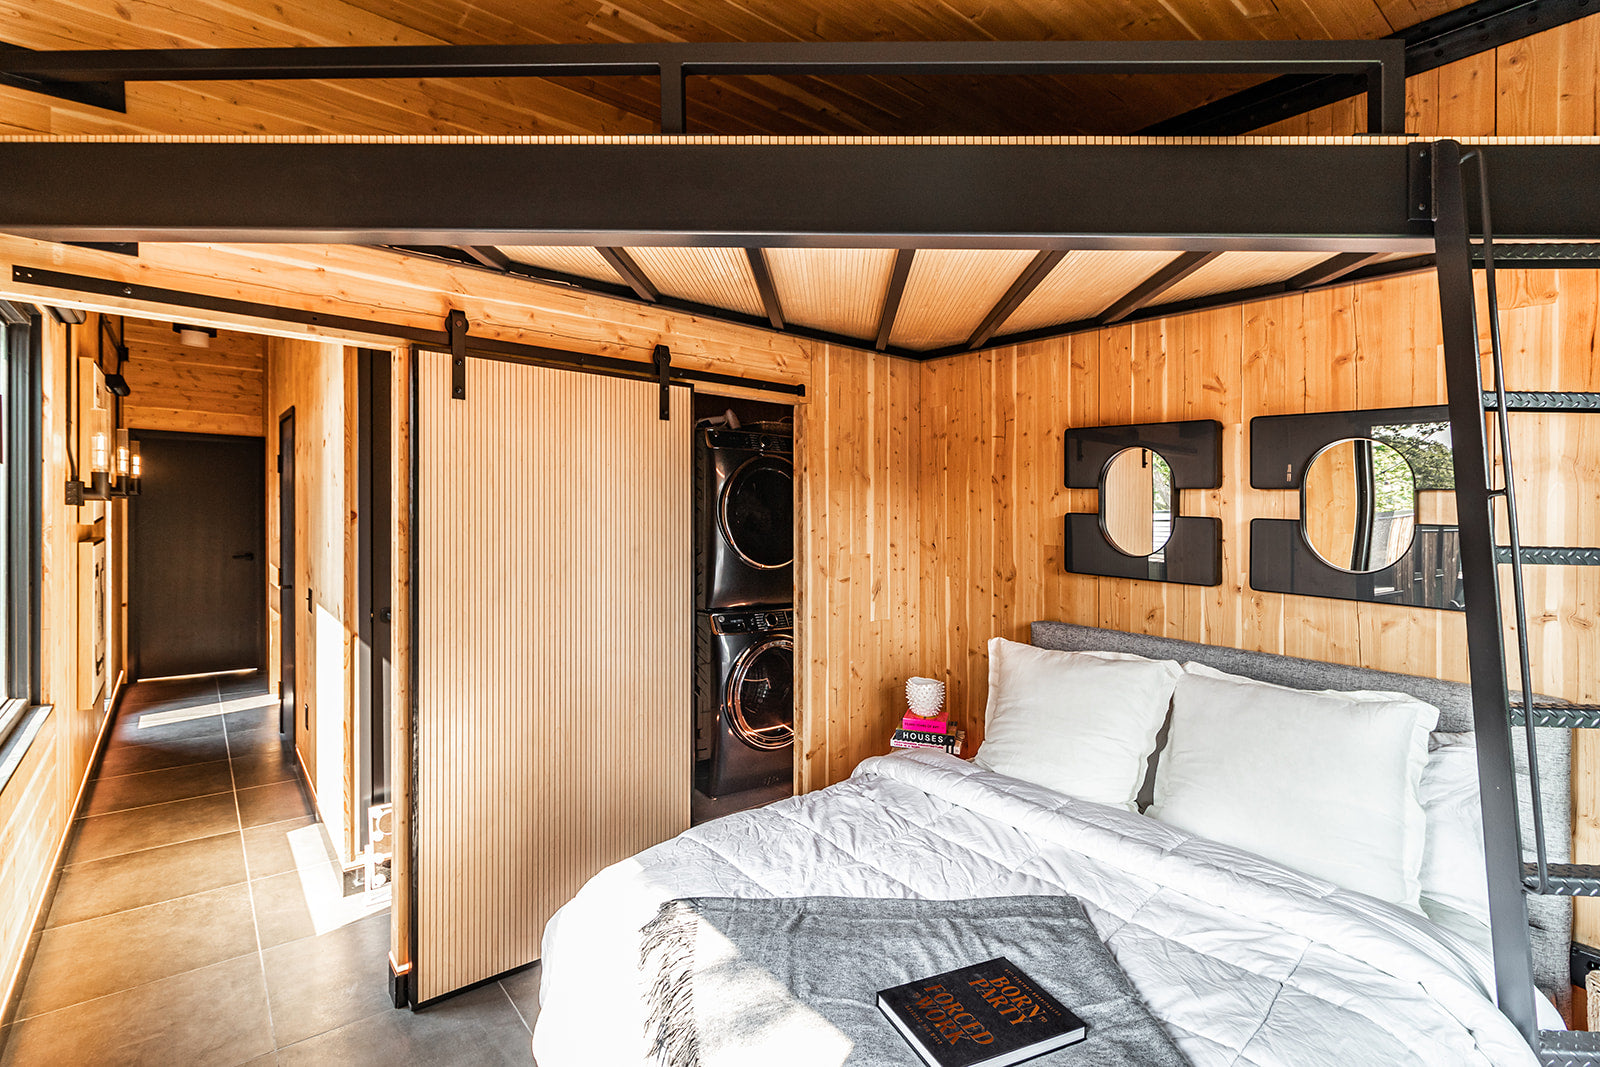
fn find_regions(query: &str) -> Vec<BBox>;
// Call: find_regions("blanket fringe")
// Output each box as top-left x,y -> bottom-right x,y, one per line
641,899 -> 702,1067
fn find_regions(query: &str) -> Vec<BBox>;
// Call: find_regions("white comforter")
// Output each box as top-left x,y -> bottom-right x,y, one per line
532,750 -> 1542,1066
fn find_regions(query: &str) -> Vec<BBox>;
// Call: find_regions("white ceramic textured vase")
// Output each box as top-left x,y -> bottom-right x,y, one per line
905,676 -> 946,716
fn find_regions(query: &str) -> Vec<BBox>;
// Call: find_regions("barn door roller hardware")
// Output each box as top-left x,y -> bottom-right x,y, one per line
652,345 -> 671,421
447,309 -> 468,400
7,266 -> 804,400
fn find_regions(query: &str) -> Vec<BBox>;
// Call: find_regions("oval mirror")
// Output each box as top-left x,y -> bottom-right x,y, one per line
1101,448 -> 1173,558
1302,438 -> 1416,573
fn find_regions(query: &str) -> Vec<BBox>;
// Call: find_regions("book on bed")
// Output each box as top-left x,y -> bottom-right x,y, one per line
876,956 -> 1086,1067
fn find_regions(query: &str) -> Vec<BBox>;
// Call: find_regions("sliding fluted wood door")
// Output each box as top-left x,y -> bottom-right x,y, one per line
413,351 -> 691,1002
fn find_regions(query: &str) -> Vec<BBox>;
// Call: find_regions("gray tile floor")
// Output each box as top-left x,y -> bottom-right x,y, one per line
0,673 -> 539,1066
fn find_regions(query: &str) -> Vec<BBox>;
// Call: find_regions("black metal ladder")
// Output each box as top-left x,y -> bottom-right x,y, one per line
1434,139 -> 1600,1064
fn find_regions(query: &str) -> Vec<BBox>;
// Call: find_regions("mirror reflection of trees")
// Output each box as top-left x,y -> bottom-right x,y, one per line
1103,448 -> 1173,559
1302,438 -> 1415,574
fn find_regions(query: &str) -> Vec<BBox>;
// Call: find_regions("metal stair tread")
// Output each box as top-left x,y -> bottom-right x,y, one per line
1495,546 -> 1600,566
1540,1028 -> 1600,1066
1510,702 -> 1600,729
1483,390 -> 1600,412
1523,863 -> 1600,896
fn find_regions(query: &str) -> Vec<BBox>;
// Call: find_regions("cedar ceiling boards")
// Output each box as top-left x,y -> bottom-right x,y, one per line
1003,250 -> 1186,334
887,249 -> 1038,351
1156,250 -> 1341,304
765,248 -> 897,342
3,0 -> 1464,138
623,246 -> 767,318
496,245 -> 621,284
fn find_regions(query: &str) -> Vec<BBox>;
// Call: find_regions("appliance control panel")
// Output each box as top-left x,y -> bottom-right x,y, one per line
703,429 -> 793,456
711,609 -> 793,634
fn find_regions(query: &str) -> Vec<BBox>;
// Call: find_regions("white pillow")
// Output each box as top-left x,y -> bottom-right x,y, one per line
972,638 -> 1182,811
1148,662 -> 1439,911
1418,731 -> 1490,927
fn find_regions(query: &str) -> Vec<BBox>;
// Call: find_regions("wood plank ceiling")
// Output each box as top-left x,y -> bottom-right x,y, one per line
4,0 -> 1476,355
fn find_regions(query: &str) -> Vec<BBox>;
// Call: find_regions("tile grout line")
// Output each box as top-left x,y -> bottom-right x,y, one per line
219,677 -> 282,1053
77,777 -> 292,823
498,979 -> 533,1035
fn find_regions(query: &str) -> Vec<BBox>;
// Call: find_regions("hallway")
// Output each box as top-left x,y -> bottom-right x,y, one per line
0,674 -> 538,1065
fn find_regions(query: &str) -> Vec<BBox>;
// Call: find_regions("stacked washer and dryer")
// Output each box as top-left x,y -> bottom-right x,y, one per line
694,408 -> 795,798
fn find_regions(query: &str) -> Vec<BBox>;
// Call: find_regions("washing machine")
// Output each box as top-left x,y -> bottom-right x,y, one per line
697,608 -> 794,796
695,428 -> 793,611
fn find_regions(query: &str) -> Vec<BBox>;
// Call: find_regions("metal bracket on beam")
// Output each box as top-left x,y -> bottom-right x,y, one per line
1409,143 -> 1435,222
447,309 -> 468,400
652,344 -> 671,420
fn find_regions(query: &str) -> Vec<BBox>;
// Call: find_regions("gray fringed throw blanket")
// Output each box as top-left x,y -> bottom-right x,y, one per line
639,896 -> 1190,1067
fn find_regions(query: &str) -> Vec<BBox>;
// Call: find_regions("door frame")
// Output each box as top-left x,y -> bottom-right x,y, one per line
127,429 -> 267,679
278,407 -> 296,741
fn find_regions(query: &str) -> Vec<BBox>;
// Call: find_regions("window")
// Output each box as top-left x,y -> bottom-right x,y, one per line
0,310 -> 40,751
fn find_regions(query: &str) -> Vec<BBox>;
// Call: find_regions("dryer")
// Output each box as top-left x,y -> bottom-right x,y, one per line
697,608 -> 794,796
695,428 -> 793,610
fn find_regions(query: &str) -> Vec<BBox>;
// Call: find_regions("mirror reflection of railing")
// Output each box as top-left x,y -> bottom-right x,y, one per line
1102,448 -> 1172,559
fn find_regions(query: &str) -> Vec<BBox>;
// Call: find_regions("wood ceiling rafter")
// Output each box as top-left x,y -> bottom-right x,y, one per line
597,246 -> 660,302
1099,251 -> 1222,324
875,250 -> 914,352
964,249 -> 1067,350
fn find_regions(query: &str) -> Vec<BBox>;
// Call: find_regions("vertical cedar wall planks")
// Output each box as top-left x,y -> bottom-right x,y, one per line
413,353 -> 692,1001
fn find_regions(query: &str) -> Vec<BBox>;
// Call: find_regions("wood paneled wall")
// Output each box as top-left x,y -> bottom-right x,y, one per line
265,335 -> 359,859
1,316 -> 125,1024
123,319 -> 266,437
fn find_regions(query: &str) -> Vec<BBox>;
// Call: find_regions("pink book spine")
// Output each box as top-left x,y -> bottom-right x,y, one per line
900,715 -> 950,733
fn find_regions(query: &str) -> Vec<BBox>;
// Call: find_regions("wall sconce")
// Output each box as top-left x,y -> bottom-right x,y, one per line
86,430 -> 111,499
108,429 -> 142,498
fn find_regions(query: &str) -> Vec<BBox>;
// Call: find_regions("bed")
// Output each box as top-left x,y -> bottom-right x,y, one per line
530,623 -> 1570,1066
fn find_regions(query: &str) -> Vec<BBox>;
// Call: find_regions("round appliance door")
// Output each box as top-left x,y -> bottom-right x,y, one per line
718,454 -> 793,570
726,635 -> 794,751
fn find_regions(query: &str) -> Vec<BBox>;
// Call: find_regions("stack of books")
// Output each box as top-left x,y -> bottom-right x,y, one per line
890,713 -> 964,756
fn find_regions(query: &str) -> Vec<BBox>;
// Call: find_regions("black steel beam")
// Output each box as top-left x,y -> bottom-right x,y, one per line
1100,250 -> 1220,324
597,247 -> 660,302
1147,0 -> 1596,135
0,43 -> 124,112
0,39 -> 1407,83
0,141 -> 1500,249
966,249 -> 1066,349
876,249 -> 915,352
0,39 -> 1408,133
745,248 -> 785,330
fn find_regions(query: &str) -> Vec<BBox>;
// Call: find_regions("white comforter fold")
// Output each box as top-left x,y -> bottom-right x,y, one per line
532,751 -> 1540,1066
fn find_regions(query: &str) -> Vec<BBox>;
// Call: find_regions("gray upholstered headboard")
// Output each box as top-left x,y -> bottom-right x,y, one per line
1030,620 -> 1572,1015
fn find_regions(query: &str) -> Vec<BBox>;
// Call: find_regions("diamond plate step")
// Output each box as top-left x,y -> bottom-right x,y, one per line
1524,864 -> 1600,896
1483,391 -> 1600,412
1496,546 -> 1600,566
1540,1029 -> 1600,1066
1511,703 -> 1600,729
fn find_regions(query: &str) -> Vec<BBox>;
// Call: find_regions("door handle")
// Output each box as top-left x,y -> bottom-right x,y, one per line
306,587 -> 313,613
232,551 -> 256,560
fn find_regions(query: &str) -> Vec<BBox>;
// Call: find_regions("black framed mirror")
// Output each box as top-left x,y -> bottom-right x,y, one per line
1064,419 -> 1222,586
1249,406 -> 1461,610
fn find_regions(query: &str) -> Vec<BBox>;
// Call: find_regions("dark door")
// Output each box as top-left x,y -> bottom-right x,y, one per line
279,411 -> 296,740
131,432 -> 266,678
356,352 -> 392,846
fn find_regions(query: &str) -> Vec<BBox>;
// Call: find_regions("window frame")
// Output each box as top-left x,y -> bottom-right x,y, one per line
0,311 -> 42,754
